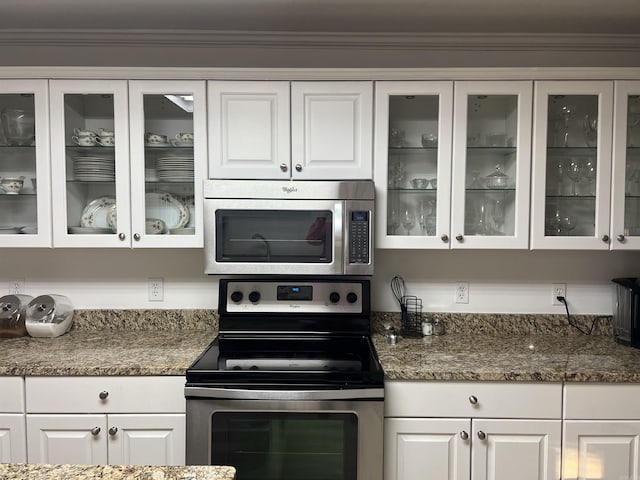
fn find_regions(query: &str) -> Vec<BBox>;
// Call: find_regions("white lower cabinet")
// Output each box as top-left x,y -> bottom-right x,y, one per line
25,376 -> 186,466
0,377 -> 26,463
384,381 -> 562,480
563,383 -> 640,480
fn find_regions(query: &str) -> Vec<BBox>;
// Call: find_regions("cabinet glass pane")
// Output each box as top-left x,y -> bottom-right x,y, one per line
387,95 -> 439,236
0,94 -> 37,234
544,95 -> 598,237
464,95 -> 517,236
63,94 -> 117,235
625,95 -> 640,237
143,94 -> 194,236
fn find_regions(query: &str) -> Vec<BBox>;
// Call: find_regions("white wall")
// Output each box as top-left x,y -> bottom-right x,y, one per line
2,248 -> 638,315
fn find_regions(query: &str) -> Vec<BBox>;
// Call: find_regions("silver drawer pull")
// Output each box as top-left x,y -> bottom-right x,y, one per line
469,395 -> 478,405
91,427 -> 101,436
477,430 -> 487,440
99,391 -> 109,400
460,431 -> 469,440
109,427 -> 118,436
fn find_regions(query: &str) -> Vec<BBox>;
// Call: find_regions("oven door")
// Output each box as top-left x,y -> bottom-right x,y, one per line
204,199 -> 344,275
185,388 -> 383,480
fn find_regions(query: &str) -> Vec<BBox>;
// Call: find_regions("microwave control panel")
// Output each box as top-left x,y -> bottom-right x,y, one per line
349,211 -> 370,264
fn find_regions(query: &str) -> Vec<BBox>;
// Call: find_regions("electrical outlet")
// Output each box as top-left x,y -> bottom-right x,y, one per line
552,283 -> 566,305
8,279 -> 25,295
148,277 -> 164,302
455,282 -> 469,304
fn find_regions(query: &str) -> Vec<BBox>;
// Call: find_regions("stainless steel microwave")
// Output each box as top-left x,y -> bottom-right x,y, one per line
203,180 -> 374,275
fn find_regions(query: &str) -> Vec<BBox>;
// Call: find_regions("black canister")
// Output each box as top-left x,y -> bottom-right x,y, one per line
612,278 -> 640,348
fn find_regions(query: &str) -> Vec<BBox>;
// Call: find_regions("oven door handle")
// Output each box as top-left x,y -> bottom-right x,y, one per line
185,386 -> 384,401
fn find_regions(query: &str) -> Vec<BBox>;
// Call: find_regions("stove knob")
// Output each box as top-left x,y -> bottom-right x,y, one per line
230,291 -> 243,303
329,292 -> 340,303
248,291 -> 261,303
346,292 -> 358,304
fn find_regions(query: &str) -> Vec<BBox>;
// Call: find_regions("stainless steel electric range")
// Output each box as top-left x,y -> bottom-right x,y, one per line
185,277 -> 384,480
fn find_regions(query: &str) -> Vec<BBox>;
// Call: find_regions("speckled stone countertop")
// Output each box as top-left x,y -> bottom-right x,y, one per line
0,463 -> 235,480
372,312 -> 640,383
0,309 -> 217,376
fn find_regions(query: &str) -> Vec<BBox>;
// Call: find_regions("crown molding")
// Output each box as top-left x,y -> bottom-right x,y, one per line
0,29 -> 639,52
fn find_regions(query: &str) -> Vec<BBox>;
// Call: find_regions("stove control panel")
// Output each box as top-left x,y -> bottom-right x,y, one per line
224,280 -> 365,314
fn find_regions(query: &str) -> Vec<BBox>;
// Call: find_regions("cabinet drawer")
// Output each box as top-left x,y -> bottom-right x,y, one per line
26,376 -> 185,413
385,381 -> 562,419
0,377 -> 25,412
564,383 -> 640,419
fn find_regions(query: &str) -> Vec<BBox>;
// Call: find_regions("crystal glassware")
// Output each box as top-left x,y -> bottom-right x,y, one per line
491,199 -> 506,234
565,159 -> 581,196
401,207 -> 415,235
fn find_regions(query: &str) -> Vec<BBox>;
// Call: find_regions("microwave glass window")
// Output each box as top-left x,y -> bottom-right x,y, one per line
216,210 -> 333,263
211,412 -> 358,480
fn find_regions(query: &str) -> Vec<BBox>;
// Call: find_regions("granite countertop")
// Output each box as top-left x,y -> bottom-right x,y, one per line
373,333 -> 640,383
0,464 -> 235,480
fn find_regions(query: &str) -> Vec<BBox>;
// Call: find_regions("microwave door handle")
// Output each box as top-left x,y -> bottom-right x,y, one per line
334,201 -> 344,273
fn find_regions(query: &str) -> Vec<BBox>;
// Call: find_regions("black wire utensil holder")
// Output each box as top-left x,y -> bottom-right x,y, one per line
400,295 -> 423,337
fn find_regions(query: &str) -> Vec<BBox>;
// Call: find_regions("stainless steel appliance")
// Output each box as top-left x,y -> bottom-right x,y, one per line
185,278 -> 384,480
203,180 -> 374,276
612,277 -> 640,348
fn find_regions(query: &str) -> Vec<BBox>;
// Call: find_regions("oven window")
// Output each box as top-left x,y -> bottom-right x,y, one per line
211,412 -> 357,480
216,210 -> 333,263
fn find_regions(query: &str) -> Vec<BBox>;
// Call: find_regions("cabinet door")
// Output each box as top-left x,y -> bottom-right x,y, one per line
26,414 -> 107,464
451,81 -> 533,249
472,419 -> 561,480
291,81 -> 373,180
0,414 -> 26,463
531,81 -> 614,249
209,81 -> 290,180
107,414 -> 185,466
374,81 -> 454,249
611,81 -> 640,249
384,418 -> 470,480
563,420 -> 640,480
0,79 -> 51,247
50,80 -> 131,247
129,80 -> 206,247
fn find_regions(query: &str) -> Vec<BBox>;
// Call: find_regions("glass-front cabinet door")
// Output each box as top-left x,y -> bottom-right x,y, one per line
450,81 -> 533,249
128,81 -> 206,248
531,81 -> 614,249
0,80 -> 51,247
611,81 -> 640,250
50,80 -> 130,247
374,81 -> 453,249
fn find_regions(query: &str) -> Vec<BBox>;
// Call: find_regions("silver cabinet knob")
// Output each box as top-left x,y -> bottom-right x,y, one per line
99,391 -> 109,400
617,234 -> 625,242
118,232 -> 125,241
133,233 -> 141,241
108,427 -> 118,436
295,164 -> 302,172
456,234 -> 463,242
280,163 -> 288,172
441,234 -> 449,243
469,395 -> 478,405
477,430 -> 487,440
91,427 -> 101,436
602,234 -> 610,243
460,431 -> 469,440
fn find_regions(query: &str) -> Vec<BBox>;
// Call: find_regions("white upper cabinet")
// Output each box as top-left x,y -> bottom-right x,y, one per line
0,80 -> 51,247
451,81 -> 533,249
291,81 -> 373,180
611,81 -> 640,250
209,81 -> 372,180
128,80 -> 206,248
208,81 -> 290,180
374,81 -> 453,249
531,81 -> 614,249
50,79 -> 131,248
50,80 -> 206,248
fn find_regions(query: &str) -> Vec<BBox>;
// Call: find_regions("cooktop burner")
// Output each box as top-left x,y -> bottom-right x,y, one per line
186,278 -> 383,389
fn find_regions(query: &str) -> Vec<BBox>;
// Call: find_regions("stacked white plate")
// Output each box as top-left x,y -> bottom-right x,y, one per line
156,156 -> 194,182
74,156 -> 115,181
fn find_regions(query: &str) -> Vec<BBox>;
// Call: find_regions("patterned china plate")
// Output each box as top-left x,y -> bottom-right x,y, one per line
80,196 -> 116,228
145,192 -> 189,230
